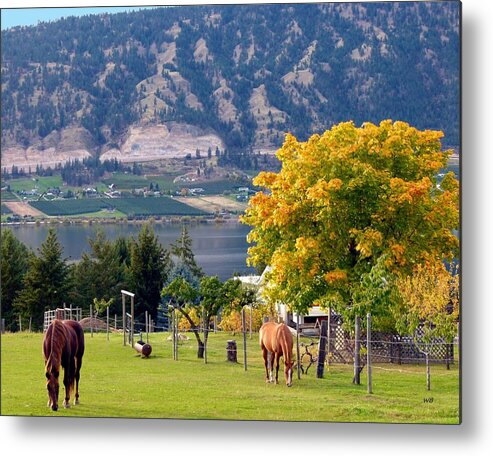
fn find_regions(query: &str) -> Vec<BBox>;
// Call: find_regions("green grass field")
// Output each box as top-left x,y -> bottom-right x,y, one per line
6,176 -> 64,193
0,190 -> 18,201
102,173 -> 149,190
1,332 -> 459,423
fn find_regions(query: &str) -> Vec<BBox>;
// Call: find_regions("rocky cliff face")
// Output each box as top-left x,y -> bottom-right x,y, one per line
1,2 -> 460,169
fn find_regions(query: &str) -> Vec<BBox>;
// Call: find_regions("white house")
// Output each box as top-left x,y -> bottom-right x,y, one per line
235,266 -> 329,334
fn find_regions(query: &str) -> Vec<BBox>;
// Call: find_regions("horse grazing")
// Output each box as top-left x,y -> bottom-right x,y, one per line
43,319 -> 84,411
259,322 -> 294,387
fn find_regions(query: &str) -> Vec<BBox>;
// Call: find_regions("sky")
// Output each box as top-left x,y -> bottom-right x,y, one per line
0,6 -> 161,30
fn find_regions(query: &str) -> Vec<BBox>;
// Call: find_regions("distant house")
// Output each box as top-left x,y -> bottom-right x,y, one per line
235,266 -> 328,333
84,187 -> 98,197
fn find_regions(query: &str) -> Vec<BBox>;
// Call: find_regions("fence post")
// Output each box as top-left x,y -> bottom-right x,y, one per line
70,304 -> 73,320
354,316 -> 361,385
242,307 -> 247,371
316,320 -> 328,378
171,309 -> 176,360
204,317 -> 208,365
327,308 -> 331,367
296,313 -> 301,380
115,314 -> 117,332
145,311 -> 149,344
249,304 -> 253,339
90,304 -> 93,338
106,306 -> 109,341
174,309 -> 180,361
122,295 -> 126,346
19,315 -> 22,332
367,313 -> 372,394
426,352 -> 431,391
130,295 -> 134,347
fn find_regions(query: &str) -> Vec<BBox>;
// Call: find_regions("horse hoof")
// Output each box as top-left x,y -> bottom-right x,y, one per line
63,401 -> 70,409
74,399 -> 79,405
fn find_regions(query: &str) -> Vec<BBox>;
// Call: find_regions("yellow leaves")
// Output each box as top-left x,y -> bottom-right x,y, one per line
273,202 -> 295,227
396,261 -> 457,322
253,171 -> 277,188
276,132 -> 299,162
328,178 -> 343,190
390,177 -> 432,204
351,228 -> 383,258
295,236 -> 319,254
241,121 -> 459,317
306,179 -> 330,202
306,178 -> 343,204
390,243 -> 406,265
324,269 -> 348,284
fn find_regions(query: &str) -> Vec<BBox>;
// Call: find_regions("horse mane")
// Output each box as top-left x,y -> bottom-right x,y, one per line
45,320 -> 65,374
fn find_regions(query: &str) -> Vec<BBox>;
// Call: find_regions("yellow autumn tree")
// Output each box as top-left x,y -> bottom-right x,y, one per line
241,120 -> 459,327
394,262 -> 459,342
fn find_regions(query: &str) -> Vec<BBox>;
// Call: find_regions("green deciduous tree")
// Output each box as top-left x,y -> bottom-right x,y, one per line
198,276 -> 243,351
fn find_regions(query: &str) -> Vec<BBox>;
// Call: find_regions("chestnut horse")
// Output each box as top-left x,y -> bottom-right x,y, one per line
43,319 -> 84,411
259,322 -> 294,387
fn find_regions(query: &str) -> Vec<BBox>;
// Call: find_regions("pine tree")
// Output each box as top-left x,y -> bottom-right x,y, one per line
128,223 -> 171,321
69,230 -> 127,315
13,228 -> 70,330
1,230 -> 31,330
170,226 -> 203,278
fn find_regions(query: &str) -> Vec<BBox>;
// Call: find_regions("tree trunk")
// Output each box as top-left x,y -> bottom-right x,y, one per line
197,340 -> 205,359
316,320 -> 328,379
177,307 -> 204,358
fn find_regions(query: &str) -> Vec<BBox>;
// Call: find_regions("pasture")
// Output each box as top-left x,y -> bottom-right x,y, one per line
1,331 -> 459,423
6,175 -> 64,194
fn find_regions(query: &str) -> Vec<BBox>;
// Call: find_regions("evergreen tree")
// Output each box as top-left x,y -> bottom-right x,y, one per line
128,223 -> 171,321
13,228 -> 70,330
69,230 -> 127,315
1,230 -> 31,330
170,226 -> 203,278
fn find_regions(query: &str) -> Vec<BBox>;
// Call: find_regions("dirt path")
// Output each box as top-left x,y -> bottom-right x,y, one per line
175,196 -> 247,213
4,201 -> 46,217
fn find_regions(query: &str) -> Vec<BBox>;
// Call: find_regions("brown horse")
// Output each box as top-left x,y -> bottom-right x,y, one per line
259,322 -> 294,387
43,319 -> 84,411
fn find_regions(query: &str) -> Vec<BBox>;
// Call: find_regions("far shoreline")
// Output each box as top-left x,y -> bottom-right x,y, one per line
1,214 -> 244,227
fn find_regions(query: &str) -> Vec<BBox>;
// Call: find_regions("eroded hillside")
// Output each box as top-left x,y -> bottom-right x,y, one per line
1,2 -> 460,169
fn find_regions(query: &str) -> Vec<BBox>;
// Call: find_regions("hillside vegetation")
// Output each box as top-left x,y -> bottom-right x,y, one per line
1,3 -> 459,166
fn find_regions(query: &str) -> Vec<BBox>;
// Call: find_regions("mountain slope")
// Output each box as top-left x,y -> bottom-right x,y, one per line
1,2 -> 460,168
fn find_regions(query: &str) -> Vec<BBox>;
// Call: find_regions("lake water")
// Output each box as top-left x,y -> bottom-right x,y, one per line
8,222 -> 255,280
